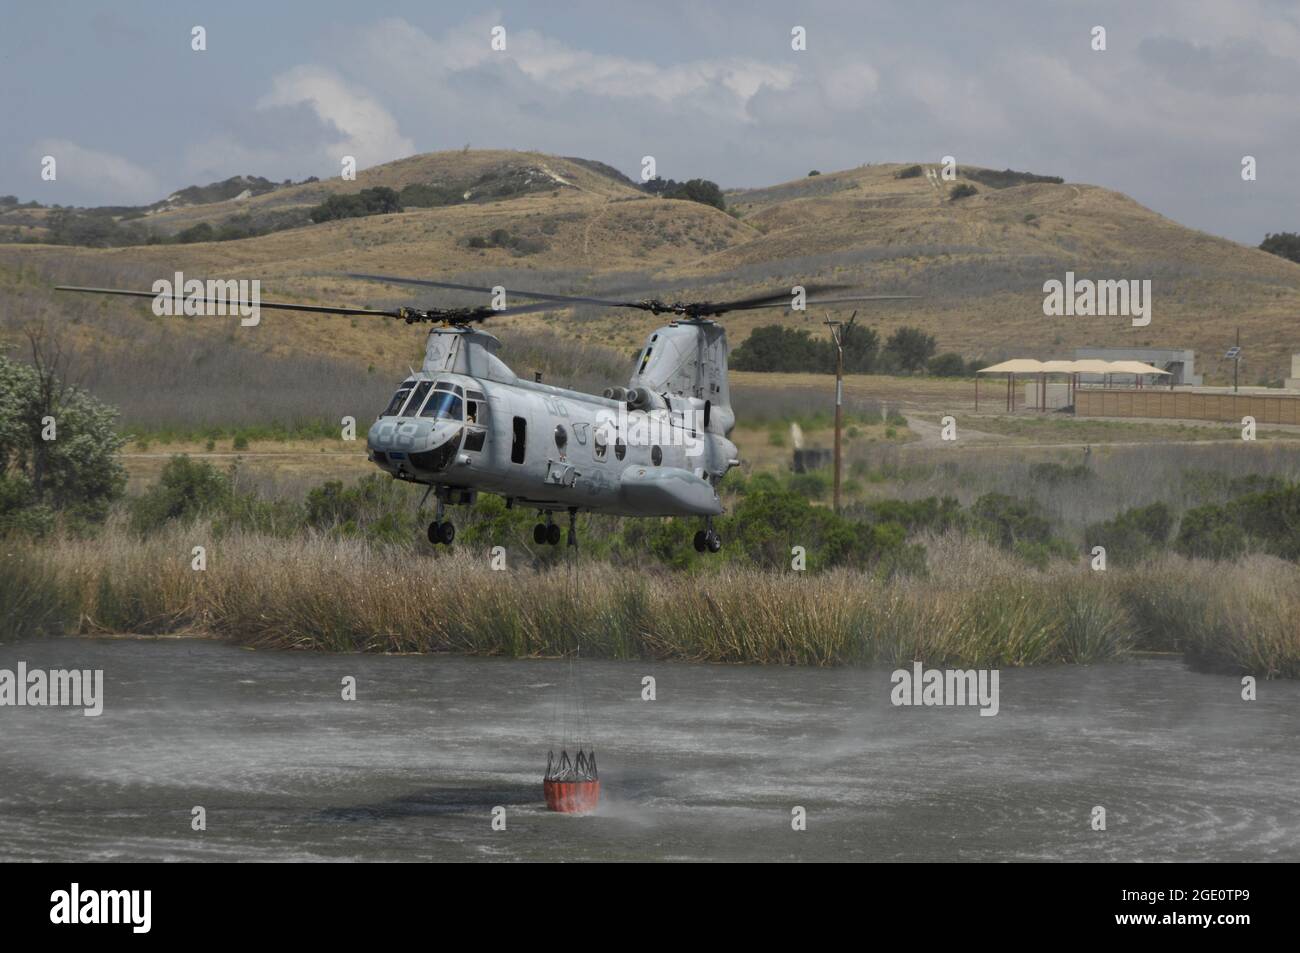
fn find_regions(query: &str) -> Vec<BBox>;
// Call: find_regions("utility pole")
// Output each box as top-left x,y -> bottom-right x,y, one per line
1234,327 -> 1240,394
824,311 -> 856,514
1226,329 -> 1242,394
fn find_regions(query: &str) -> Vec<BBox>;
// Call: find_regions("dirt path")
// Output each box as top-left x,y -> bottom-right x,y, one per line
902,413 -> 1002,446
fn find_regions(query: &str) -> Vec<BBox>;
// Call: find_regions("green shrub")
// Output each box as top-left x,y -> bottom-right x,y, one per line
1028,461 -> 1093,485
1175,504 -> 1247,560
1012,538 -> 1077,570
1085,502 -> 1174,567
309,187 -> 402,224
717,476 -> 915,572
398,183 -> 462,208
972,493 -> 1054,548
465,229 -> 547,255
129,456 -> 232,534
787,471 -> 830,500
964,168 -> 1063,189
927,352 -> 967,377
860,496 -> 963,534
1229,484 -> 1300,560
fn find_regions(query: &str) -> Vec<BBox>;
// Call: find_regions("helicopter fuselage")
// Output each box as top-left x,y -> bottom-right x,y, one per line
366,325 -> 738,518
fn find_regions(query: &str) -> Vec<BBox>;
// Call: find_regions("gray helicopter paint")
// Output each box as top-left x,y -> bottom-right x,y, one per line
366,323 -> 738,517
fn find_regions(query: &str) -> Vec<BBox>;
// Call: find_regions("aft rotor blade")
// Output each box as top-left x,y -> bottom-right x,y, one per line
700,284 -> 851,314
55,286 -> 403,318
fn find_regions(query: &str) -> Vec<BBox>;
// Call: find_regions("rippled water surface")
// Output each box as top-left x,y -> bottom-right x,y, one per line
1,638 -> 1296,861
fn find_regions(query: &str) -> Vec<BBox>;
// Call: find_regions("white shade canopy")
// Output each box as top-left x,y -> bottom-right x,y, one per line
977,359 -> 1045,373
977,358 -> 1170,375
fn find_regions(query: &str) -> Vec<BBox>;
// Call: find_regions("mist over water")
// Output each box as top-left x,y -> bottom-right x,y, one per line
1,638 -> 1295,862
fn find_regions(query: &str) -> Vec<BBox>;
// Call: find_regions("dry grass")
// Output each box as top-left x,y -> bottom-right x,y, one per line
6,151 -> 1300,380
4,522 -> 1296,676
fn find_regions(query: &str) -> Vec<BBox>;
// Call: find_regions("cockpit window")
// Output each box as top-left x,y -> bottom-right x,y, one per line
420,390 -> 463,421
402,381 -> 432,417
382,382 -> 416,417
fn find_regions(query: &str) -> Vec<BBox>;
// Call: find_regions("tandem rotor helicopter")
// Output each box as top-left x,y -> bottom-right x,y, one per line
59,276 -> 910,552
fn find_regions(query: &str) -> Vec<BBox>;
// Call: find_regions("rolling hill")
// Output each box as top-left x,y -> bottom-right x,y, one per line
3,149 -> 1299,415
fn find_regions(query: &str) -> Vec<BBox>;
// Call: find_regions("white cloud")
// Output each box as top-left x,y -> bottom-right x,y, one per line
356,16 -> 797,123
31,139 -> 162,205
256,65 -> 414,170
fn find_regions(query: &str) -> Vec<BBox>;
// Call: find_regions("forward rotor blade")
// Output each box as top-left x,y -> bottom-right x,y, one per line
741,294 -> 920,311
486,299 -> 580,318
56,286 -> 403,318
347,273 -> 867,316
346,273 -> 637,309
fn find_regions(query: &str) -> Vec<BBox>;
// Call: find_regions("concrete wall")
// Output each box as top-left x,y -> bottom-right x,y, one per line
1024,381 -> 1072,410
1074,347 -> 1202,385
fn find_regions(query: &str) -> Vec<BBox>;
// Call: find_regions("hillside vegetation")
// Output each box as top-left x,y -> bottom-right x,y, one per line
4,150 -> 1300,393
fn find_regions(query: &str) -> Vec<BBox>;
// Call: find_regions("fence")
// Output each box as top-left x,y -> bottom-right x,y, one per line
1075,389 -> 1300,424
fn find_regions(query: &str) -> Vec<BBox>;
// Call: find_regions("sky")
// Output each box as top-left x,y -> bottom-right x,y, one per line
2,0 -> 1297,244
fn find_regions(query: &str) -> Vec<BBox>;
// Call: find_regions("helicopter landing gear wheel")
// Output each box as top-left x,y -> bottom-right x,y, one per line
426,494 -> 452,546
695,518 -> 721,554
536,512 -> 562,546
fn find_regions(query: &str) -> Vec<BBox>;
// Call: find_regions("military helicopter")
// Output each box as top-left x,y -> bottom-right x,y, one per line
58,277 -> 911,552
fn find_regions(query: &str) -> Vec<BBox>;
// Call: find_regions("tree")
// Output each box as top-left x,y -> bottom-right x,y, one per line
176,221 -> 216,243
927,352 -> 967,377
840,324 -> 880,373
309,186 -> 403,223
883,327 -> 937,373
666,178 -> 726,211
642,177 -> 727,211
1260,232 -> 1300,264
730,325 -> 825,372
949,183 -> 978,201
0,330 -> 126,532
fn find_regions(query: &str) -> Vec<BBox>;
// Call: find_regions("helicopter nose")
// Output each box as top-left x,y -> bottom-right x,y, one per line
369,417 -> 426,453
367,419 -> 461,473
368,418 -> 457,452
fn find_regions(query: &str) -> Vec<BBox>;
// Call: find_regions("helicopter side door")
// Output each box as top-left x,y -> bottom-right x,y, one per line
463,388 -> 489,455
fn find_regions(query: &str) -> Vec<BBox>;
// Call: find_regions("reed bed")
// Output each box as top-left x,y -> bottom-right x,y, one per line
4,524 -> 1296,677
